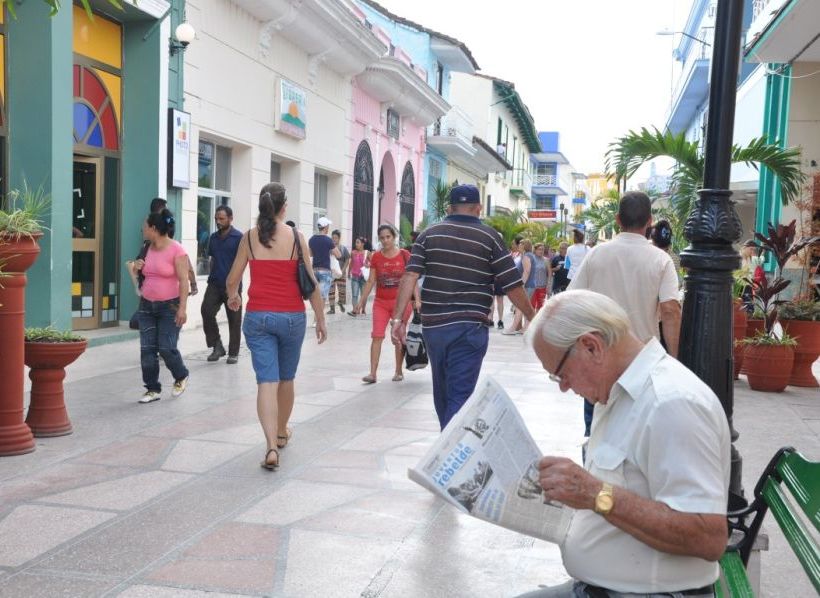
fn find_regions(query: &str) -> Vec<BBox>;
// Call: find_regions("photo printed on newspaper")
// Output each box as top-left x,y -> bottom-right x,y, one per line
408,376 -> 573,544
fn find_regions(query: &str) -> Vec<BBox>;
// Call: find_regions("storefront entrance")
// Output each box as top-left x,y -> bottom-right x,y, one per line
71,158 -> 103,329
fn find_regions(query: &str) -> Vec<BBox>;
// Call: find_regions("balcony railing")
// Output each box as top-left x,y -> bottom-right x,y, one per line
427,105 -> 473,147
534,174 -> 557,186
753,0 -> 773,20
511,169 -> 532,191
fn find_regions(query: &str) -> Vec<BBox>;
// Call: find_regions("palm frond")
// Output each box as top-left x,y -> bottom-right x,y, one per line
731,137 -> 804,205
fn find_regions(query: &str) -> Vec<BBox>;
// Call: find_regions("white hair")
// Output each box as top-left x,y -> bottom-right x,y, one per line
526,290 -> 631,350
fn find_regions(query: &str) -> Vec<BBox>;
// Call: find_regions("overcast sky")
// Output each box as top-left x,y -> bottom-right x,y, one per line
374,0 -> 692,176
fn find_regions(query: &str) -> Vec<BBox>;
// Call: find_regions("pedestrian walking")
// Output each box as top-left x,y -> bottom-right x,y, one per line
550,242 -> 569,294
226,183 -> 327,471
308,217 -> 341,317
132,209 -> 190,404
348,237 -> 369,316
353,224 -> 420,383
504,239 -> 535,335
201,205 -> 243,364
390,184 -> 536,429
149,197 -> 198,296
327,229 -> 350,314
565,229 -> 588,281
530,243 -> 551,310
569,191 -> 681,438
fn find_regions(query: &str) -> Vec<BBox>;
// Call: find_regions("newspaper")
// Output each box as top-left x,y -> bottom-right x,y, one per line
408,376 -> 574,544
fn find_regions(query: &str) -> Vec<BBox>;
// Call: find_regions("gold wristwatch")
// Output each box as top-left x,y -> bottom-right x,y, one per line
594,482 -> 614,516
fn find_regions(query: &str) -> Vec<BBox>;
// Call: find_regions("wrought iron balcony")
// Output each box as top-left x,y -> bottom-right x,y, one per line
534,174 -> 557,186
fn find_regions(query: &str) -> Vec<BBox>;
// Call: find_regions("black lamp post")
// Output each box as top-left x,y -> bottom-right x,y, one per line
678,0 -> 745,498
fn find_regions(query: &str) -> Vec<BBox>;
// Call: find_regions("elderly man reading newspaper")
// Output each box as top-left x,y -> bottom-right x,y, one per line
517,290 -> 730,598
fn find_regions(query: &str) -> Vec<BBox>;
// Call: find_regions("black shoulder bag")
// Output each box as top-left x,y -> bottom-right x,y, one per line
290,225 -> 316,299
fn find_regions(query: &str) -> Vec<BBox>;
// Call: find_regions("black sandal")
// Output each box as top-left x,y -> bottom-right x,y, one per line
260,448 -> 279,471
276,427 -> 292,449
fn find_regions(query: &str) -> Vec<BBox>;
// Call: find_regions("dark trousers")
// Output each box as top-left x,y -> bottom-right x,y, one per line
139,298 -> 189,392
201,283 -> 242,356
423,322 -> 489,429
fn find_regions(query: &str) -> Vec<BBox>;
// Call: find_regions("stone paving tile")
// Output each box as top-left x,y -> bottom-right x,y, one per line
340,426 -> 435,452
145,399 -> 258,439
371,407 -> 441,430
383,454 -> 424,487
42,471 -> 193,511
299,389 -> 360,406
295,466 -> 393,489
74,436 -> 176,469
295,507 -> 419,541
188,424 -> 262,445
0,572 -> 116,597
236,480 -> 376,526
384,440 -> 435,457
33,476 -> 270,579
0,505 -> 116,567
401,393 -> 436,411
0,463 -> 134,504
317,449 -> 381,469
161,440 -> 254,473
287,402 -> 333,424
146,558 -> 277,595
282,529 -> 399,597
183,522 -> 280,559
117,584 -> 248,597
345,489 -> 441,522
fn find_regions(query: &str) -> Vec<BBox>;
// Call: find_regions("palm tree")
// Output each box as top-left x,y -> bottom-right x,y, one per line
605,127 -> 804,229
582,189 -> 621,241
429,180 -> 453,223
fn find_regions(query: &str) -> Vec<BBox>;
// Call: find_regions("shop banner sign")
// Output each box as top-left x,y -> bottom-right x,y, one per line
278,79 -> 306,140
168,108 -> 191,189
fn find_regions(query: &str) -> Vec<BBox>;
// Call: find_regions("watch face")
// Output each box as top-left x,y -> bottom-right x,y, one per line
596,495 -> 614,513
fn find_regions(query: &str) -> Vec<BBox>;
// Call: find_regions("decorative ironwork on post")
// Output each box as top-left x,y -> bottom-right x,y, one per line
678,0 -> 746,499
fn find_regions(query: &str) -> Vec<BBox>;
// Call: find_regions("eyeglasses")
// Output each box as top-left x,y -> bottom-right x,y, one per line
548,343 -> 575,384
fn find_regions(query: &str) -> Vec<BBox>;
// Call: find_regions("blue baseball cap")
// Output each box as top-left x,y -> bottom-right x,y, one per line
449,184 -> 480,205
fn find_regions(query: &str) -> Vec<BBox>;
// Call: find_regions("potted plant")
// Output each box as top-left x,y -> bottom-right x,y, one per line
742,275 -> 796,392
753,219 -> 819,388
0,182 -> 50,273
24,326 -> 87,437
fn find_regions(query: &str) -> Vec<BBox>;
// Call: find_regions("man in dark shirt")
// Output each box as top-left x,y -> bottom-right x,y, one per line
551,241 -> 569,294
390,184 -> 536,429
328,229 -> 350,314
309,217 -> 341,315
201,206 -> 243,363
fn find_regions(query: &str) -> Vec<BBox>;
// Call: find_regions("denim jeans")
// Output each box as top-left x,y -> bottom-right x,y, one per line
242,311 -> 307,383
315,268 -> 332,301
422,322 -> 489,429
350,276 -> 365,307
138,297 -> 189,392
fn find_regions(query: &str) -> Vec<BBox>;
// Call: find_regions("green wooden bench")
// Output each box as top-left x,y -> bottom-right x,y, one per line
714,447 -> 820,597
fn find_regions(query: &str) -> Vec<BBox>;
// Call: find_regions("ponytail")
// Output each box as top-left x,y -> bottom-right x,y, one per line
146,208 -> 175,237
257,182 -> 287,248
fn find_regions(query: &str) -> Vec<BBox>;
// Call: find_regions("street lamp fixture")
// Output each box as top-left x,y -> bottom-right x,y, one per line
655,29 -> 711,46
170,22 -> 196,56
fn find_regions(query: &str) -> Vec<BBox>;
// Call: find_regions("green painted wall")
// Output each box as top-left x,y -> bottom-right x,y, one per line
7,3 -> 73,328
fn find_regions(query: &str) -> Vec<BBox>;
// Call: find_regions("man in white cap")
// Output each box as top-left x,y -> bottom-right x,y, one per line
309,216 -> 341,316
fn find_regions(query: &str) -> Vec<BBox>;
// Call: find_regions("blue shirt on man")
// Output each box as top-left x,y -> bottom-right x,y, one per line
309,234 -> 335,270
207,227 -> 243,288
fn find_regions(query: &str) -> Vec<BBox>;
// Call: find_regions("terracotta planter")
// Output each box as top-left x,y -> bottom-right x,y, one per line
744,344 -> 795,393
732,302 -> 747,380
740,319 -> 765,376
781,319 -> 820,388
0,232 -> 43,273
24,340 -> 87,437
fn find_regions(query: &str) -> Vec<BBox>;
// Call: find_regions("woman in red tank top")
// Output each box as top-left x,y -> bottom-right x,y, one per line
226,183 -> 327,471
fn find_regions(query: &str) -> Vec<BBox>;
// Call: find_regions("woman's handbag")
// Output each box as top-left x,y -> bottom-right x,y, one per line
330,254 -> 343,279
404,309 -> 428,371
290,225 -> 316,300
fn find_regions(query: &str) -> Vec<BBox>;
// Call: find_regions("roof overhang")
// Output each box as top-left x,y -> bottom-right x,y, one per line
430,37 -> 477,73
745,0 -> 820,63
448,136 -> 511,178
531,151 -> 569,165
356,57 -> 450,126
665,57 -> 709,134
532,185 -> 568,197
491,79 -> 540,153
231,0 -> 386,76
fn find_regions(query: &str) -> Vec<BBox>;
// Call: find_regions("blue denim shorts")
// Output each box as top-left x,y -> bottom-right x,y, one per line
315,268 -> 332,300
242,311 -> 307,383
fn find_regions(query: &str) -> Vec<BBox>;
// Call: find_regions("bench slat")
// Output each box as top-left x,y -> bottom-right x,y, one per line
762,478 -> 820,594
716,552 -> 754,598
777,451 -> 820,534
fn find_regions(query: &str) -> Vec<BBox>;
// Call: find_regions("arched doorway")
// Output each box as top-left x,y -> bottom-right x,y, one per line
352,141 -> 374,243
400,162 -> 415,228
378,151 -> 397,227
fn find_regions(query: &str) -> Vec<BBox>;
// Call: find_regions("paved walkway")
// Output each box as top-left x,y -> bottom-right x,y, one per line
0,311 -> 817,597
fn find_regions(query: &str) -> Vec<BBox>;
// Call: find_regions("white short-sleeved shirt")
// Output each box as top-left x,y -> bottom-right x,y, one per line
568,233 -> 679,343
565,243 -> 588,280
561,339 -> 731,593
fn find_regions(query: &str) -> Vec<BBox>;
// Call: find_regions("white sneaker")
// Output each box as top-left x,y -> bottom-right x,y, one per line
139,391 -> 161,404
172,376 -> 189,398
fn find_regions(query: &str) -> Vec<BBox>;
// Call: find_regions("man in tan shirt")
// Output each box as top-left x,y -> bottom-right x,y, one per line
569,191 -> 681,437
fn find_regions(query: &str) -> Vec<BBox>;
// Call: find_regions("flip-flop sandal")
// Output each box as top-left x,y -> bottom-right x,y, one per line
276,427 -> 293,449
392,374 -> 404,382
362,375 -> 377,384
260,448 -> 279,471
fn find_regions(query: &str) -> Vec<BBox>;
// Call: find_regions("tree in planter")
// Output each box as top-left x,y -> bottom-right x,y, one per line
756,218 -> 820,387
24,326 -> 88,437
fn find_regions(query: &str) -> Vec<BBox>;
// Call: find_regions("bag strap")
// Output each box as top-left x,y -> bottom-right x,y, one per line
289,225 -> 304,263
246,230 -> 256,260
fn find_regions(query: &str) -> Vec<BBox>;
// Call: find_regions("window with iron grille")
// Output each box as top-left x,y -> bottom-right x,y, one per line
387,109 -> 400,140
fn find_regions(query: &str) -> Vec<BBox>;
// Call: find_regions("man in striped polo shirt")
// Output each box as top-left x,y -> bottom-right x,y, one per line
390,184 -> 536,429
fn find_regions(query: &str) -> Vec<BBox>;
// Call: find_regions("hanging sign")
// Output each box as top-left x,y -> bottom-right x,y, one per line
278,78 -> 307,139
167,108 -> 191,189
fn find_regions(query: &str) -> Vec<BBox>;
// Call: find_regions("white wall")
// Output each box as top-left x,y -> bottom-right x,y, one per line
731,65 -> 766,184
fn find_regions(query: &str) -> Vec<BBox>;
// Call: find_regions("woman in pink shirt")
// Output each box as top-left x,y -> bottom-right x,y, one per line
133,209 -> 190,404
